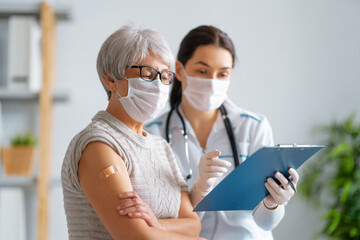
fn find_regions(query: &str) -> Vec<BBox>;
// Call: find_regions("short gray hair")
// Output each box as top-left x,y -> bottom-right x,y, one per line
96,24 -> 175,99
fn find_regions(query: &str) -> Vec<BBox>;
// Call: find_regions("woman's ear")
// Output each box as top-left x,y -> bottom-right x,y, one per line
175,60 -> 185,82
103,74 -> 116,92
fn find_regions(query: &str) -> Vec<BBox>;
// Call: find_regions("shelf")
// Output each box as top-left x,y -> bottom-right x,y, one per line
0,176 -> 61,188
0,177 -> 36,188
0,3 -> 63,239
0,89 -> 69,102
0,3 -> 71,21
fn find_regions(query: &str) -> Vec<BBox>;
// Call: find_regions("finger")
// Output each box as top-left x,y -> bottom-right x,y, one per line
117,199 -> 136,210
119,204 -> 149,215
127,212 -> 153,227
207,158 -> 232,168
117,198 -> 144,210
118,191 -> 138,199
207,172 -> 224,178
265,182 -> 285,205
205,166 -> 228,173
204,149 -> 221,158
118,206 -> 140,215
265,182 -> 280,201
266,177 -> 284,195
266,178 -> 294,204
127,212 -> 144,218
274,172 -> 291,191
288,168 -> 299,184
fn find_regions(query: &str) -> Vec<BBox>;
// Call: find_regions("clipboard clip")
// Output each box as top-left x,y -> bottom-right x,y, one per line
277,143 -> 298,147
277,143 -> 312,147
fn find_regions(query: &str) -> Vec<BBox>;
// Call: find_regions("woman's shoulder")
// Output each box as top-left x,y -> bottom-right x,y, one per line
74,116 -> 114,142
62,112 -> 129,180
65,112 -> 123,156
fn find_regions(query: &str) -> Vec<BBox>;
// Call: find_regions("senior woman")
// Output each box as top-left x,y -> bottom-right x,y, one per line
61,25 -> 202,240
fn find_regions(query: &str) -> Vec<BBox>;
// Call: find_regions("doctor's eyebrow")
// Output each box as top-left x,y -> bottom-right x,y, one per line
195,61 -> 231,70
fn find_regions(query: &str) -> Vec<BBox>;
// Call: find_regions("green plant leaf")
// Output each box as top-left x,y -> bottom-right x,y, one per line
340,180 -> 352,203
350,227 -> 358,237
10,132 -> 37,147
299,112 -> 360,239
341,155 -> 355,174
329,142 -> 351,158
326,209 -> 341,234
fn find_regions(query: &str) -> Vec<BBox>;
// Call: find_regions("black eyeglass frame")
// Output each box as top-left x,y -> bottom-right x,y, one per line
128,65 -> 176,85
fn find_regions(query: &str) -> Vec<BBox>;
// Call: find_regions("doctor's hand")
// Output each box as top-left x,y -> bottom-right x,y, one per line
117,191 -> 164,230
263,168 -> 299,209
193,150 -> 232,196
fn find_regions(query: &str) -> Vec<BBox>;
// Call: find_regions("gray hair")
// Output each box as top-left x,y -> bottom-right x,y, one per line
96,24 -> 175,100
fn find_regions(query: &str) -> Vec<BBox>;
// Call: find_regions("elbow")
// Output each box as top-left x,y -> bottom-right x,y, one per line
112,227 -> 153,240
131,225 -> 162,240
180,212 -> 202,238
110,222 -> 156,240
136,230 -> 156,240
191,213 -> 202,237
194,220 -> 202,237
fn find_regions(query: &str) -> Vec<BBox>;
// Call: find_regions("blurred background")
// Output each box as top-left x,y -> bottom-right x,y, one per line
0,0 -> 359,239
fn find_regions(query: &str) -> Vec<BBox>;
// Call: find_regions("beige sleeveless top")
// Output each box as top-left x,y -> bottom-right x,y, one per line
61,111 -> 187,239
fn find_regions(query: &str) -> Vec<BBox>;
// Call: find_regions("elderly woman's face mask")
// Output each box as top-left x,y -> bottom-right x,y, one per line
116,78 -> 169,123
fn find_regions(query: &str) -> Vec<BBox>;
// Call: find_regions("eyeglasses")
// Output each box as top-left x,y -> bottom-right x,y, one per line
128,65 -> 176,85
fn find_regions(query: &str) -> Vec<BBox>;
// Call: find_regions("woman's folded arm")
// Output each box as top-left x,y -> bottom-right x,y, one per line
78,141 -> 201,240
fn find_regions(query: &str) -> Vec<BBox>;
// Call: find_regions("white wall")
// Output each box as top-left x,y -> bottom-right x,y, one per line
1,0 -> 359,239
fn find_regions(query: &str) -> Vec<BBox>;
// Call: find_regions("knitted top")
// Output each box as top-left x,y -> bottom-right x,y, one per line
61,111 -> 188,239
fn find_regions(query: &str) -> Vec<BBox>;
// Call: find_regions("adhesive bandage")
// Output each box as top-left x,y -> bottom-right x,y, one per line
99,165 -> 119,179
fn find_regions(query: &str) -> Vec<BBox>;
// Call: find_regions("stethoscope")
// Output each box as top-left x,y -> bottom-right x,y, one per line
165,101 -> 240,181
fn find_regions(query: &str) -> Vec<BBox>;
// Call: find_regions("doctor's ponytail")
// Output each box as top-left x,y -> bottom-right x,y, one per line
170,25 -> 236,108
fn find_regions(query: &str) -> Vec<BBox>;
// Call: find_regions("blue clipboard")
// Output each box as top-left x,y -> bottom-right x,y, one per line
193,145 -> 324,212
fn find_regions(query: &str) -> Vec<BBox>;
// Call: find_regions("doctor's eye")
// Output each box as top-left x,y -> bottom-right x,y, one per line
218,72 -> 230,79
197,69 -> 207,75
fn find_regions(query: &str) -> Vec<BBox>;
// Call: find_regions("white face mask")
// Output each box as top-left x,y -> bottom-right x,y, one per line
182,72 -> 230,111
116,78 -> 169,123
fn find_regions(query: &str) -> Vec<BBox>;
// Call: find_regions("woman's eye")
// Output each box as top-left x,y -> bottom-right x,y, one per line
143,75 -> 153,79
197,69 -> 206,74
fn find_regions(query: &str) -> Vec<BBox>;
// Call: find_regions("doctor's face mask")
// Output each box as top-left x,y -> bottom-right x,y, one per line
182,67 -> 230,111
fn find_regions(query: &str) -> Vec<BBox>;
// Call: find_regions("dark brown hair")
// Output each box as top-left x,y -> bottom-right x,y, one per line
170,25 -> 236,108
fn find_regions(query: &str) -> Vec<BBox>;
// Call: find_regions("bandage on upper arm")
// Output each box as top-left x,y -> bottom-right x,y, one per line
98,165 -> 120,180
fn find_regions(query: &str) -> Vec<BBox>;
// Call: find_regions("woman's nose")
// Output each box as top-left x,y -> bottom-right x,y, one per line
155,72 -> 161,80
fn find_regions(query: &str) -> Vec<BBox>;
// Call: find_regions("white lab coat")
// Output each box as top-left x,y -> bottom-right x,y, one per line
145,99 -> 285,240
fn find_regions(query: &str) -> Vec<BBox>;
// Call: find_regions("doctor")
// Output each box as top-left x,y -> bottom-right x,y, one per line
145,25 -> 299,240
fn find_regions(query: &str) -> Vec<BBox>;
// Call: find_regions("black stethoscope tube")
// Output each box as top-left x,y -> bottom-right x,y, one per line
219,104 -> 240,168
165,101 -> 240,180
165,101 -> 178,143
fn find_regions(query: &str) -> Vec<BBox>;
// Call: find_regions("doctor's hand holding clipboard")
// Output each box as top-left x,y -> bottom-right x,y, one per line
143,25 -> 301,240
190,149 -> 299,209
193,145 -> 324,212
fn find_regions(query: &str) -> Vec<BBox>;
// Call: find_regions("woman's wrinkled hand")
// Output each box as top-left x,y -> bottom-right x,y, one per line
117,191 -> 164,230
263,168 -> 299,209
